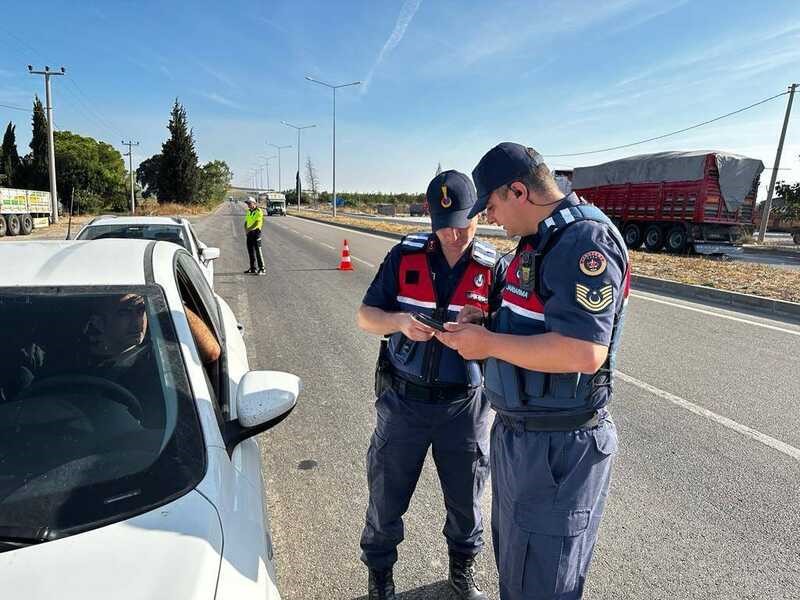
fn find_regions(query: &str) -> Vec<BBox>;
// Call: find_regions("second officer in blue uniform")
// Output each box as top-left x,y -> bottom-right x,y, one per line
438,143 -> 630,599
357,170 -> 508,600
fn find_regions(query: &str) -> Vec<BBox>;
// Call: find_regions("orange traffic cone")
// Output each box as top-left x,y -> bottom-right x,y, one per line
338,239 -> 354,271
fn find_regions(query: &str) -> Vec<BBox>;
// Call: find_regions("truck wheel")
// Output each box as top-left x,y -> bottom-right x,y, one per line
623,223 -> 643,249
5,214 -> 21,236
20,214 -> 34,235
643,224 -> 664,251
665,225 -> 688,253
0,217 -> 6,237
793,231 -> 800,245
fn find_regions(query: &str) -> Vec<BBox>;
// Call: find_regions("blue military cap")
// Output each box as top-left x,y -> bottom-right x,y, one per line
426,170 -> 477,231
468,142 -> 546,218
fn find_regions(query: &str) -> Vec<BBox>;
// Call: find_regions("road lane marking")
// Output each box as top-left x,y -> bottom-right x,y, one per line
319,242 -> 336,250
631,293 -> 800,337
303,234 -> 313,240
616,371 -> 800,462
352,256 -> 376,268
287,215 -> 400,243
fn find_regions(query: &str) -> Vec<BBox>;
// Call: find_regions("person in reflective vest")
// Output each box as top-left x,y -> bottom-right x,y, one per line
243,197 -> 265,274
437,143 -> 630,600
357,170 -> 509,600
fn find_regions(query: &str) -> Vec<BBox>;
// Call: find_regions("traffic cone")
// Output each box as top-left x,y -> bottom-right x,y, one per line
338,239 -> 354,271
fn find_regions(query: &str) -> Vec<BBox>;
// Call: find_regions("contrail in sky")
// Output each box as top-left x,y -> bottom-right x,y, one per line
362,0 -> 423,94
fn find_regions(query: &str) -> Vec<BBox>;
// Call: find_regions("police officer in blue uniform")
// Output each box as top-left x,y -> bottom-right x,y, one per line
358,170 -> 508,600
437,144 -> 630,600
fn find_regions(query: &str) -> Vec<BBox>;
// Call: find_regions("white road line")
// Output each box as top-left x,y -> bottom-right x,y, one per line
319,242 -> 336,250
631,292 -> 800,337
352,256 -> 376,268
287,215 -> 399,243
616,371 -> 800,462
303,234 -> 313,240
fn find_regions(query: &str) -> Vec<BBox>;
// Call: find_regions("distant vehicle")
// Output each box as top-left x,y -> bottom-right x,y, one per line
753,197 -> 800,244
0,187 -> 52,237
409,201 -> 429,217
0,238 -> 299,600
258,192 -> 287,216
75,216 -> 220,288
571,151 -> 764,254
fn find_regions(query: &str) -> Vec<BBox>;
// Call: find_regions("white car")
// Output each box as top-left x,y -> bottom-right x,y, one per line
74,216 -> 220,288
0,239 -> 297,600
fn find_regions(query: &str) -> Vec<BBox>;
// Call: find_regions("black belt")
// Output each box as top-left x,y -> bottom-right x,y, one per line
390,373 -> 476,404
498,410 -> 600,432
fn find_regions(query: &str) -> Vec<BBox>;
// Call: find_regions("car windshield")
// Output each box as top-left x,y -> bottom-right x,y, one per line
269,201 -> 284,207
0,287 -> 205,549
77,224 -> 190,250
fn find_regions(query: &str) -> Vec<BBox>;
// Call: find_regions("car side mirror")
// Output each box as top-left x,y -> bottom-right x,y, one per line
201,247 -> 221,261
223,370 -> 300,451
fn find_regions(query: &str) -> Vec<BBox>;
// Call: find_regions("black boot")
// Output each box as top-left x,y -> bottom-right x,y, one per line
243,268 -> 256,274
448,553 -> 487,600
368,567 -> 396,600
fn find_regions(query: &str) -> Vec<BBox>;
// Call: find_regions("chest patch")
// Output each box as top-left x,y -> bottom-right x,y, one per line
405,270 -> 420,284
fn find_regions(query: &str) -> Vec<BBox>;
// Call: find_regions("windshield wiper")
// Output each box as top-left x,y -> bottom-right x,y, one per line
0,525 -> 54,552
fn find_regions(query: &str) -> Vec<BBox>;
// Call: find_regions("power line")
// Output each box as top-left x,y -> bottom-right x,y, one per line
63,75 -> 126,138
544,90 -> 791,158
0,103 -> 29,112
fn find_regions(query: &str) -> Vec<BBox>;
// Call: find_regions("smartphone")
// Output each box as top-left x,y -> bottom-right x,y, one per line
411,312 -> 447,332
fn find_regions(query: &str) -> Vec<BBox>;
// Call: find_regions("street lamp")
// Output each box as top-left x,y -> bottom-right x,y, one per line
267,142 -> 292,193
281,121 -> 316,211
305,76 -> 361,217
259,155 -> 278,190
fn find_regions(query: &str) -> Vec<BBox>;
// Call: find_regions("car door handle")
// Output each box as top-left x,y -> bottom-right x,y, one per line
237,323 -> 244,332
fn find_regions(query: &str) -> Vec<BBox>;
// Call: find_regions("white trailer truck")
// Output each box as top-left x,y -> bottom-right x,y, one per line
0,188 -> 52,236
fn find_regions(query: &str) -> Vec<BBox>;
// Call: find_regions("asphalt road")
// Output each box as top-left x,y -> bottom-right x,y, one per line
194,203 -> 800,600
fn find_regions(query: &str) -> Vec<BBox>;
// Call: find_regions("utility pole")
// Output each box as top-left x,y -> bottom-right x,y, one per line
281,121 -> 316,211
268,142 -> 292,192
121,140 -> 139,214
758,83 -> 798,243
305,76 -> 361,217
28,65 -> 65,223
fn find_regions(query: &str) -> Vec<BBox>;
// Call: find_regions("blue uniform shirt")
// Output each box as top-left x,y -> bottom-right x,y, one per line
363,241 -> 509,314
537,196 -> 627,346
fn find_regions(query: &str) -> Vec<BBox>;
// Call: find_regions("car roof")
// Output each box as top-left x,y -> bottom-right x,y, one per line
0,239 -> 180,287
84,216 -> 189,227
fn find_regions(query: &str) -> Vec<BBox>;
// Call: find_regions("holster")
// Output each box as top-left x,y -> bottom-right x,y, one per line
374,338 -> 392,398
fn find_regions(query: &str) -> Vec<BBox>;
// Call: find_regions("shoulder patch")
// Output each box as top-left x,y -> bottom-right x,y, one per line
576,283 -> 614,312
472,240 -> 497,267
400,231 -> 430,252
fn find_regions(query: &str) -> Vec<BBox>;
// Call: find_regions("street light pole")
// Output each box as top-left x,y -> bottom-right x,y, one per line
268,142 -> 292,193
281,121 -> 316,211
305,76 -> 361,218
122,140 -> 139,214
28,65 -> 65,223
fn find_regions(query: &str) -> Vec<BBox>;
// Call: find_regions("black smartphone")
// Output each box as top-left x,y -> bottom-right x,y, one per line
411,312 -> 447,332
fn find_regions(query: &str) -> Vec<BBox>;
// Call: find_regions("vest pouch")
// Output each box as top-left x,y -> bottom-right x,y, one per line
522,370 -> 547,398
484,357 -> 524,409
548,373 -> 580,400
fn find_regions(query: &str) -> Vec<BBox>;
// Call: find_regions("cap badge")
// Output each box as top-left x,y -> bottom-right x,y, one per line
441,184 -> 452,208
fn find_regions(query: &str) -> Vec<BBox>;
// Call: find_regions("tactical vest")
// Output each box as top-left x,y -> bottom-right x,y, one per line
484,203 -> 631,416
387,232 -> 497,387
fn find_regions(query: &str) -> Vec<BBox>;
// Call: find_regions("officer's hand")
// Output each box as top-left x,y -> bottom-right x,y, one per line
20,343 -> 45,371
435,322 -> 490,360
457,305 -> 485,325
398,314 -> 436,342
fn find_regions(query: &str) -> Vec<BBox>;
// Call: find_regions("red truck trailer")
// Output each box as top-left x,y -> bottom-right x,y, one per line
571,151 -> 764,253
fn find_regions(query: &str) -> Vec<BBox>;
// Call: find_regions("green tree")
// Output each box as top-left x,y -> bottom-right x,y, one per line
1,122 -> 22,187
136,153 -> 162,198
53,130 -> 127,213
158,99 -> 199,203
25,96 -> 50,190
197,160 -> 232,205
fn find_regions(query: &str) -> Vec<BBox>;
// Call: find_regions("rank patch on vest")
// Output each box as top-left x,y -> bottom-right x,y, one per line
405,270 -> 420,284
579,251 -> 607,276
576,283 -> 613,312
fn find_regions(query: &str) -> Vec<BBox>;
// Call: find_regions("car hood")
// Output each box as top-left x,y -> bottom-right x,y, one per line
0,490 -> 223,600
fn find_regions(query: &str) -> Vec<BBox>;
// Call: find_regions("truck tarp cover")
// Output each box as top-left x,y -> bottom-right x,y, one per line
571,151 -> 764,213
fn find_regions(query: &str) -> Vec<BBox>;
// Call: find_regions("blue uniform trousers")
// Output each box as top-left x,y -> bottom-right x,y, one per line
360,387 -> 491,569
491,414 -> 618,599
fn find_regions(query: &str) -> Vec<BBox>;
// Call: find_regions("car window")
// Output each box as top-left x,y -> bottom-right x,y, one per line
0,287 -> 205,549
77,224 -> 191,251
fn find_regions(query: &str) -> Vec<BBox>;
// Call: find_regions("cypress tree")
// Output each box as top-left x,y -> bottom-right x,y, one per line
1,122 -> 22,187
29,95 -> 50,190
157,99 -> 199,203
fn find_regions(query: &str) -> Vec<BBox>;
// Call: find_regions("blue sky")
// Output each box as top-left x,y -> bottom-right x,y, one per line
2,0 -> 799,197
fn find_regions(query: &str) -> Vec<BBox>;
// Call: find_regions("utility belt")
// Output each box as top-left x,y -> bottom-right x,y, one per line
497,409 -> 602,432
374,339 -> 476,403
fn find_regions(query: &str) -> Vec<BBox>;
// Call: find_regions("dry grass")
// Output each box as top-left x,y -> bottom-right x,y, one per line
294,209 -> 800,304
137,199 -> 217,216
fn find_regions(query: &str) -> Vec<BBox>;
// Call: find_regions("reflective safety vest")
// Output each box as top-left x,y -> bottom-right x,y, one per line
245,208 -> 263,231
484,203 -> 631,416
387,232 -> 497,387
